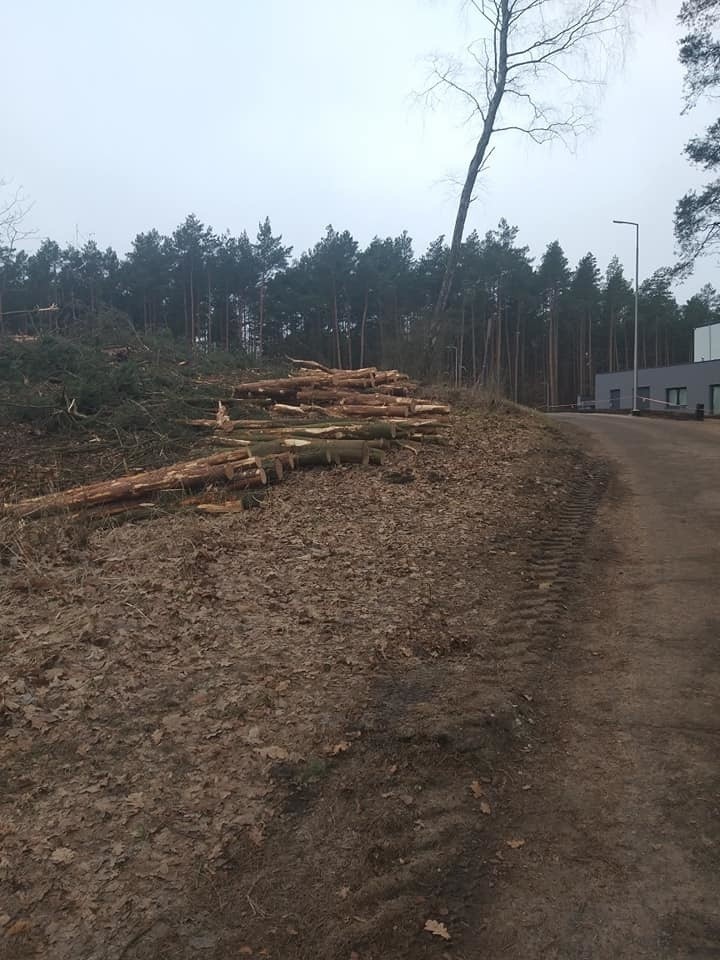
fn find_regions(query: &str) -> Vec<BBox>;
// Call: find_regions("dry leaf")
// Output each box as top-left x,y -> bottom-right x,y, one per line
50,846 -> 75,865
256,745 -> 288,760
506,839 -> 526,849
239,948 -> 253,957
332,741 -> 351,755
479,800 -> 492,815
6,919 -> 31,936
470,780 -> 484,798
424,918 -> 451,941
249,824 -> 265,847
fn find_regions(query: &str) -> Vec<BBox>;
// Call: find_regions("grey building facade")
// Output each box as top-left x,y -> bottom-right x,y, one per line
595,359 -> 720,413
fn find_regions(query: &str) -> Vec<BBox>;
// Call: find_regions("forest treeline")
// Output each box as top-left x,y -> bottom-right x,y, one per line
1,214 -> 716,407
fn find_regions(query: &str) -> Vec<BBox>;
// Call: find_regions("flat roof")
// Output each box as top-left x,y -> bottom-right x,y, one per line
596,357 -> 720,378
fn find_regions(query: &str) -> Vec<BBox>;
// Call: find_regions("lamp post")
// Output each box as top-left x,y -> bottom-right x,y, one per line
612,219 -> 640,415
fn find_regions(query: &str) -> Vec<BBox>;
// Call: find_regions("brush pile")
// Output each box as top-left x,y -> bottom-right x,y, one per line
2,362 -> 451,519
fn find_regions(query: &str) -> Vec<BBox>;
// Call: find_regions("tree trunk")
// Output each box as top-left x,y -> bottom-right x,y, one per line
514,304 -> 521,403
495,284 -> 502,388
471,298 -> 477,383
189,266 -> 195,347
4,452 -> 271,518
332,282 -> 342,369
458,296 -> 465,386
258,282 -> 265,357
431,0 -> 510,331
359,288 -> 369,368
482,308 -> 493,385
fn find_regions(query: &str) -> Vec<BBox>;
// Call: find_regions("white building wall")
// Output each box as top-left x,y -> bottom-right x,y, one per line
694,322 -> 720,362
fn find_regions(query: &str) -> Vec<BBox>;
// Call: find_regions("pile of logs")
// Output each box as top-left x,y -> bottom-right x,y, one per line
3,363 -> 452,520
3,437 -> 389,519
229,359 -> 450,419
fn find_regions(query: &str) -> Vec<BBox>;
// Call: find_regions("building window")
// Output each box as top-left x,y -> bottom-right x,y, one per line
711,385 -> 720,415
666,387 -> 687,409
637,386 -> 650,410
610,388 -> 621,410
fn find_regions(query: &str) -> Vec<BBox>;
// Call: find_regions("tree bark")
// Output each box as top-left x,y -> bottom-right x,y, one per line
431,0 -> 510,328
359,288 -> 369,369
258,282 -> 265,357
5,454 -> 268,518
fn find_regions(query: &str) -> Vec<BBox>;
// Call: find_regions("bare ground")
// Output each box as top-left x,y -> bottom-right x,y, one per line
0,407 -> 601,959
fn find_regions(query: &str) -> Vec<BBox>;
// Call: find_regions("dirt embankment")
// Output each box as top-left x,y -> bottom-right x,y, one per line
0,407 -> 603,960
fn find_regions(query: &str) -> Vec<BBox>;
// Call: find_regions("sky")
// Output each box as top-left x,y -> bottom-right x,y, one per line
1,0 -> 716,298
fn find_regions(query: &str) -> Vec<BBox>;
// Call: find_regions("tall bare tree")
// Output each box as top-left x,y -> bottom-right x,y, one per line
427,0 -> 627,342
0,180 -> 34,332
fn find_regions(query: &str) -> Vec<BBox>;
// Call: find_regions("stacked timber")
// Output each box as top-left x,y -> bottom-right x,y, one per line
230,360 -> 449,420
3,363 -> 451,521
3,437 -> 392,519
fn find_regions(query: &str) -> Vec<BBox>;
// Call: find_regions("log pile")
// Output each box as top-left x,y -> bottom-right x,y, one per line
230,360 -> 450,419
3,363 -> 452,520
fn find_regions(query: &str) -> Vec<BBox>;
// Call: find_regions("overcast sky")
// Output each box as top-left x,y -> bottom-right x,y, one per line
2,0 -> 716,298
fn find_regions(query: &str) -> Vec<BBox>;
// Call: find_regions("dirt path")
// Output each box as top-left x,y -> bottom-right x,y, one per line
475,414 -> 720,959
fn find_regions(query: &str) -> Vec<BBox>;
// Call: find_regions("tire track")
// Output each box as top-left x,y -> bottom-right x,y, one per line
319,459 -> 610,958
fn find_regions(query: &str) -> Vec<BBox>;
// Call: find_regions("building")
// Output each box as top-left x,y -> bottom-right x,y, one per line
595,322 -> 720,414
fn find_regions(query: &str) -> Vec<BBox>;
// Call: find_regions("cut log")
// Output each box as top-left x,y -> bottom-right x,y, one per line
286,357 -> 334,373
412,403 -> 451,415
234,375 -> 329,394
3,449 -> 267,518
212,422 -> 398,443
295,388 -> 414,408
196,501 -> 244,514
392,420 -> 448,433
376,383 -> 416,396
326,405 -> 408,419
272,403 -> 308,417
292,445 -> 333,467
258,457 -> 287,483
195,489 -> 268,513
408,434 -> 450,445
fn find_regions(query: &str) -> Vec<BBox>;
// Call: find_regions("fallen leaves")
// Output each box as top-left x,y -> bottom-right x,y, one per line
470,780 -> 484,798
255,745 -> 289,761
50,846 -> 75,865
506,839 -> 526,849
424,918 -> 451,941
0,407 -> 570,958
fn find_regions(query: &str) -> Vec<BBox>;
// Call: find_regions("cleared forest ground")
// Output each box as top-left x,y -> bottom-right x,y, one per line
0,397 -> 601,960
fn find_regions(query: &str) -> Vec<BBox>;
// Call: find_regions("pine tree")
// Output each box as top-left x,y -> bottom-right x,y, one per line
537,241 -> 570,408
675,1 -> 720,269
254,218 -> 291,357
569,253 -> 601,398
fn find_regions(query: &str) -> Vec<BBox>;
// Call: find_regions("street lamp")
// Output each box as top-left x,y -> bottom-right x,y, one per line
612,219 -> 640,415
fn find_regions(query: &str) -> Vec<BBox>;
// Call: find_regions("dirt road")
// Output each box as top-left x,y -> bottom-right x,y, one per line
480,414 -> 720,959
